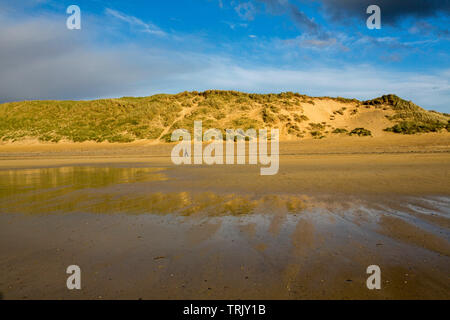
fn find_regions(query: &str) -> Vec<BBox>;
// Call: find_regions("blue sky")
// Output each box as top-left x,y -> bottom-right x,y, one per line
0,0 -> 449,111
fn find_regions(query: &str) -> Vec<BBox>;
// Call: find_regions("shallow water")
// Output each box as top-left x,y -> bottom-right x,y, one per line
0,165 -> 449,299
0,165 -> 309,215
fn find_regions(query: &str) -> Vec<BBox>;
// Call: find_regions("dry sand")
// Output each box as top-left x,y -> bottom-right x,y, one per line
0,134 -> 449,299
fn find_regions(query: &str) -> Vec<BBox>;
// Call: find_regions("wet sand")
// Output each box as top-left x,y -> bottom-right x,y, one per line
0,136 -> 449,299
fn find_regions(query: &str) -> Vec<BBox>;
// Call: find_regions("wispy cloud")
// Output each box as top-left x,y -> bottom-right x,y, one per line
223,21 -> 248,30
257,0 -> 329,39
281,35 -> 342,50
170,62 -> 450,112
409,21 -> 450,39
234,2 -> 257,20
105,8 -> 166,36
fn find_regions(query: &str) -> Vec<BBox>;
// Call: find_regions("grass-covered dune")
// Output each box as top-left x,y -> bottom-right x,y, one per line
0,91 -> 448,143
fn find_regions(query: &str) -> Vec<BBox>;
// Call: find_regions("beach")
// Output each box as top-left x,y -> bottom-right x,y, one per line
0,134 -> 449,299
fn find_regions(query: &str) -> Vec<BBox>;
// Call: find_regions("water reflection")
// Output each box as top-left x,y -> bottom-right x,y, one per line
89,192 -> 308,216
0,166 -> 310,216
2,166 -> 448,225
0,166 -> 167,214
0,166 -> 167,196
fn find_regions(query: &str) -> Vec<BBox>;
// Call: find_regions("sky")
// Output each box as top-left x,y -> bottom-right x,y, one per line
0,0 -> 449,112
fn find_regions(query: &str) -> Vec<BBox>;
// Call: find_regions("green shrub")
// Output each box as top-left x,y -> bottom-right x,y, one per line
349,128 -> 372,136
293,114 -> 308,122
270,105 -> 280,113
332,128 -> 348,134
161,133 -> 173,143
334,97 -> 359,104
286,123 -> 300,134
231,117 -> 261,130
262,108 -> 277,123
309,123 -> 325,130
384,121 -> 446,134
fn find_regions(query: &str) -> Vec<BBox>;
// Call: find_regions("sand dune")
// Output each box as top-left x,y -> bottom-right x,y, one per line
1,92 -> 448,144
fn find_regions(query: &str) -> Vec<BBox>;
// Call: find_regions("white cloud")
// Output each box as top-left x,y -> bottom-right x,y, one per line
105,8 -> 166,36
223,21 -> 248,30
0,12 -> 448,113
165,62 -> 450,111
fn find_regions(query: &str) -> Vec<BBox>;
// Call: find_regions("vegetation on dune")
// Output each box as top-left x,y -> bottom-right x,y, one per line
230,117 -> 262,130
310,130 -> 324,138
0,97 -> 173,143
307,122 -> 327,139
262,107 -> 277,124
293,114 -> 309,122
317,96 -> 359,104
364,94 -> 448,134
308,123 -> 325,130
384,120 -> 449,134
332,128 -> 348,134
0,91 -> 447,143
0,91 -> 304,142
349,128 -> 372,136
331,127 -> 370,137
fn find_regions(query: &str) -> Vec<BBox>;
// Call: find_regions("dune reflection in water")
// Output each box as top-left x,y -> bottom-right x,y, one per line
0,165 -> 311,216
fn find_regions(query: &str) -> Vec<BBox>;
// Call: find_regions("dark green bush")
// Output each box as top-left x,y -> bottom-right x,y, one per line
309,123 -> 325,130
384,121 -> 446,134
332,128 -> 348,134
349,128 -> 372,136
262,108 -> 276,123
